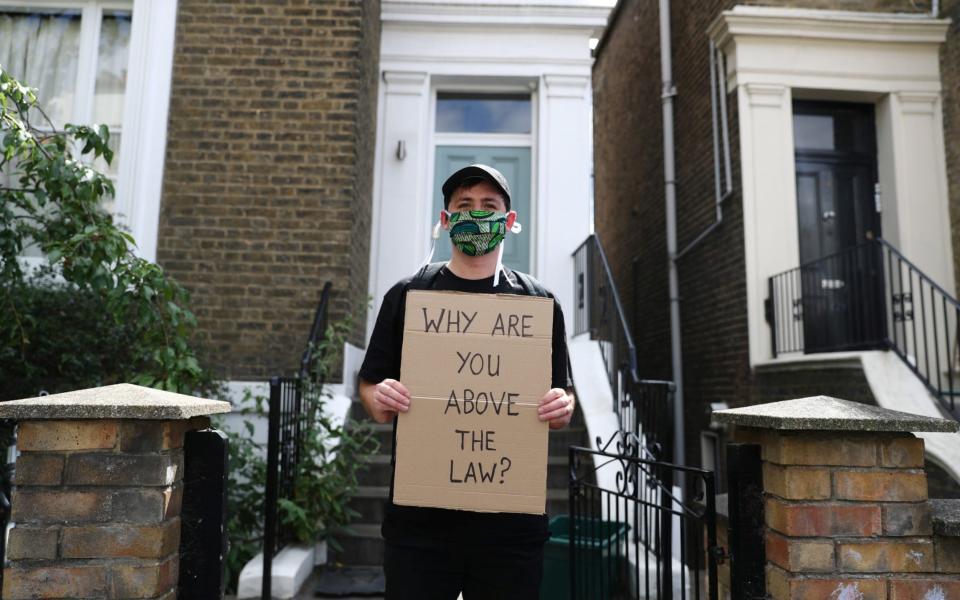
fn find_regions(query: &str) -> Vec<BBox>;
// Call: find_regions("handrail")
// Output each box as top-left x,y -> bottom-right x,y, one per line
573,234 -> 676,461
263,281 -> 334,599
571,235 -> 638,379
878,239 -> 960,311
766,239 -> 959,420
299,280 -> 334,380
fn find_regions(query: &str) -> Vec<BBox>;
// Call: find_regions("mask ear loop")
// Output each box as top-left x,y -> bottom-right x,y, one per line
492,220 -> 522,288
420,217 -> 443,270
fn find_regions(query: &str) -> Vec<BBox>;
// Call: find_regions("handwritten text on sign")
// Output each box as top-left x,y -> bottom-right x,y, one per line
394,290 -> 553,514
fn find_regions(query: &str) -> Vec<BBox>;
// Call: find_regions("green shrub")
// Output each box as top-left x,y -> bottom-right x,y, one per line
219,308 -> 378,592
0,65 -> 211,399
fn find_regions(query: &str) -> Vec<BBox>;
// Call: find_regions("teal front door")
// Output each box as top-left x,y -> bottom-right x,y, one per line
433,146 -> 532,273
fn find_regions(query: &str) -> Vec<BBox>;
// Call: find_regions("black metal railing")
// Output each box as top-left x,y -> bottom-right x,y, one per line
569,443 -> 718,600
0,421 -> 13,592
767,239 -> 959,418
262,281 -> 333,599
573,235 -> 676,460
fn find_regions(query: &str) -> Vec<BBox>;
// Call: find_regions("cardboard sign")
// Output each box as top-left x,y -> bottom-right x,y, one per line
394,290 -> 553,515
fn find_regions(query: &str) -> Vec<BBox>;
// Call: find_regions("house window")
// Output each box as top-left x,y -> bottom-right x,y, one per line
436,93 -> 532,134
0,3 -> 132,217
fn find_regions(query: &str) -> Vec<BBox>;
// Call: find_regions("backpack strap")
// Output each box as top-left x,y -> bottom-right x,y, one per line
406,262 -> 549,297
405,261 -> 446,291
506,268 -> 549,298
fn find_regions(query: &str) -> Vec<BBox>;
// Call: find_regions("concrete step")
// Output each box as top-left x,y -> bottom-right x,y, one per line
330,524 -> 384,567
356,455 -> 393,487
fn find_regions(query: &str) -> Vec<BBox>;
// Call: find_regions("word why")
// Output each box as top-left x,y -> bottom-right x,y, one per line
422,308 -> 535,338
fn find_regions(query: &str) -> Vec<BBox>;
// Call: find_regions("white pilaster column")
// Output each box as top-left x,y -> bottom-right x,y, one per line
119,0 -> 179,262
539,74 -> 591,328
737,83 -> 800,365
887,92 -> 955,294
367,71 -> 430,333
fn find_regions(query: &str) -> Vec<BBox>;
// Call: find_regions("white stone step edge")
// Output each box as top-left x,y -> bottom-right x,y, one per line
860,350 -> 960,484
237,541 -> 328,599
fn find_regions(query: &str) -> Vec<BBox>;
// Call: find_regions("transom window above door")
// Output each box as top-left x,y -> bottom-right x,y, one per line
436,93 -> 532,134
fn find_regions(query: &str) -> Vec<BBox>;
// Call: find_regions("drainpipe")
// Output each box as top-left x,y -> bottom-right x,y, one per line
659,0 -> 685,468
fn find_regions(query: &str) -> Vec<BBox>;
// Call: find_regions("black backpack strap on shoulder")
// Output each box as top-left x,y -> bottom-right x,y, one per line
406,261 -> 446,291
508,269 -> 549,298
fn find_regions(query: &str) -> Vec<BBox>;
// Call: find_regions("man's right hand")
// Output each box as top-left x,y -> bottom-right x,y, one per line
359,378 -> 411,423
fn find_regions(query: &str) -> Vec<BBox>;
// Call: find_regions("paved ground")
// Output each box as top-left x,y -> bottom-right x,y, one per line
225,567 -> 385,600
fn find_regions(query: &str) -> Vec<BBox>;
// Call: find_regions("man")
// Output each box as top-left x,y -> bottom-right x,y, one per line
358,164 -> 575,599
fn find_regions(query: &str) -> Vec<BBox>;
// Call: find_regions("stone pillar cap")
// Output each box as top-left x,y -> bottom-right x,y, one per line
714,396 -> 959,433
0,383 -> 231,420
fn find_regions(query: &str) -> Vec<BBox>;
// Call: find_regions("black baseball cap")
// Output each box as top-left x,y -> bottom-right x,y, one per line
442,164 -> 512,211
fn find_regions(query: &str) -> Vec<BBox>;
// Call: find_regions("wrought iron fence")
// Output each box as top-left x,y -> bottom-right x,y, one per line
262,281 -> 333,599
766,239 -> 959,418
573,235 -> 676,461
569,440 -> 718,600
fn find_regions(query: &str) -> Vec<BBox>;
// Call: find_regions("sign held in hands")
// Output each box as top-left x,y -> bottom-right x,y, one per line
394,290 -> 553,515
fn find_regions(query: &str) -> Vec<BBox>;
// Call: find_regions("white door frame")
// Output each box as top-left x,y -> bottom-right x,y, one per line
426,81 -> 539,274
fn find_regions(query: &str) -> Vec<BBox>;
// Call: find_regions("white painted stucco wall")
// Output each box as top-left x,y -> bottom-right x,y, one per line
366,0 -> 614,341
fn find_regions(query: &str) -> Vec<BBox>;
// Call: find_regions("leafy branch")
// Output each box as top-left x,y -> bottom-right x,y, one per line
0,65 -> 211,399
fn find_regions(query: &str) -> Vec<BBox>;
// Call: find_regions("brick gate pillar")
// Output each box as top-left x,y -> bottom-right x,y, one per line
0,383 -> 230,600
715,396 -> 960,600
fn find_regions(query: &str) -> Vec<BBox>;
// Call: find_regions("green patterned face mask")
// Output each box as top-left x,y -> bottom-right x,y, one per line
446,210 -> 507,257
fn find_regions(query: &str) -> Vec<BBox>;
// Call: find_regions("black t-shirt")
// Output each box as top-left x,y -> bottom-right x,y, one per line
358,265 -> 571,546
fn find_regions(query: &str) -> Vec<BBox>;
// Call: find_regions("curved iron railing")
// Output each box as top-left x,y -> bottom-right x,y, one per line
572,235 -> 675,461
263,281 -> 333,599
767,239 -> 959,419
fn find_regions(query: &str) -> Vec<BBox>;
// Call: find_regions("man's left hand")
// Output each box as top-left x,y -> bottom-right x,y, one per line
538,388 -> 575,430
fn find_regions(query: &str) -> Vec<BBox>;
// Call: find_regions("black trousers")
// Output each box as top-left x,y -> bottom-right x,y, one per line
383,539 -> 545,600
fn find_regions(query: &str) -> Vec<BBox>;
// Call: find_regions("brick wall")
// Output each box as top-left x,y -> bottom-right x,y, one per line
156,0 -> 380,380
753,362 -> 876,406
593,0 -> 673,382
594,0 -> 744,466
4,419 -> 205,599
754,429 -> 959,599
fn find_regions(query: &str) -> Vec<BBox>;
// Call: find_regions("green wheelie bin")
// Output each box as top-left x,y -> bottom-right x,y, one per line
540,515 -> 630,600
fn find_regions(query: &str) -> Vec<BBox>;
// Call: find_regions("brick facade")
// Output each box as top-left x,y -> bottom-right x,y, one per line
594,0 -> 744,467
594,2 -> 958,470
4,418 -> 206,599
594,0 -> 676,383
758,430 -> 958,600
157,0 -> 380,380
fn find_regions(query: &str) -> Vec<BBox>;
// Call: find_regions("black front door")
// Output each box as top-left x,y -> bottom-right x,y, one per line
793,101 -> 885,353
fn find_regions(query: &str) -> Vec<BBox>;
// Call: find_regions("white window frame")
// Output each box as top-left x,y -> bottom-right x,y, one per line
1,0 -> 178,265
427,79 -> 540,274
